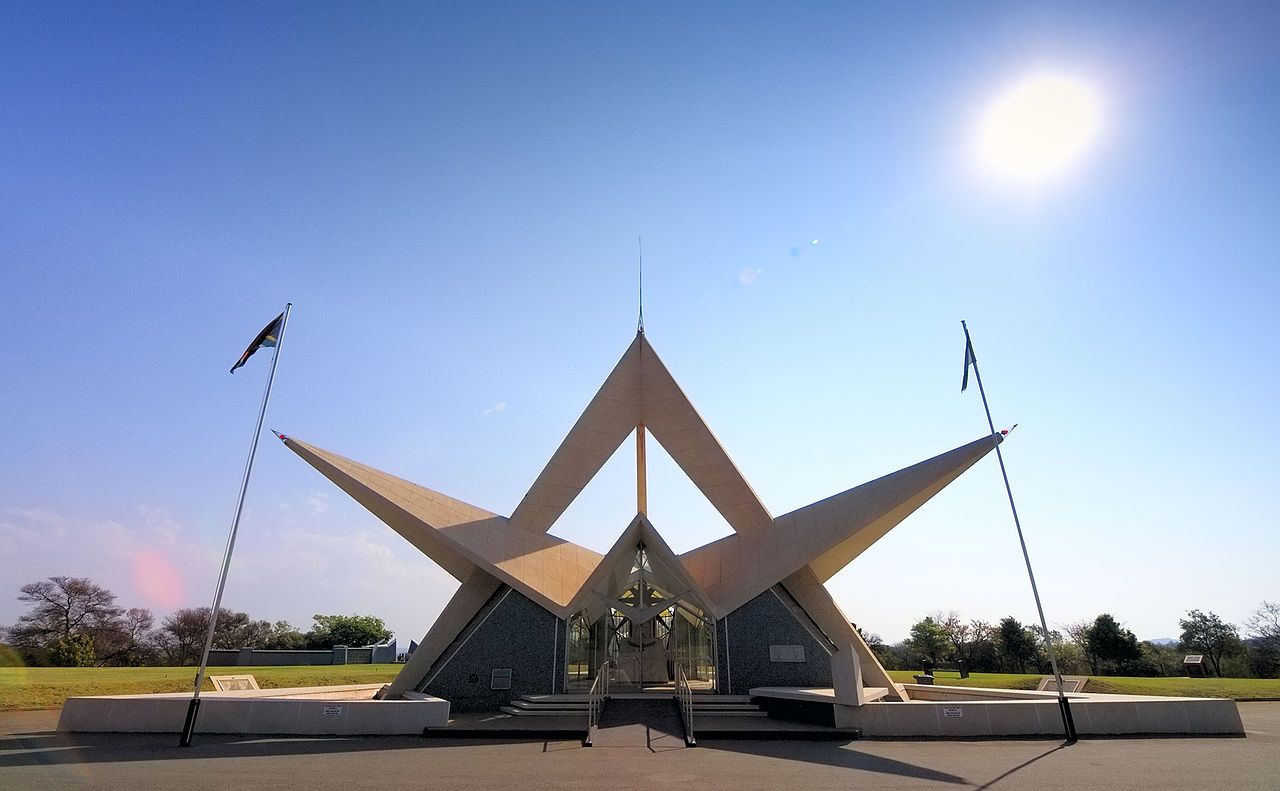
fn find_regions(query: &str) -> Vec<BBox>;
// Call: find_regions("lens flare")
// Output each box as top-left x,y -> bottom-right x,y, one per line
133,550 -> 184,608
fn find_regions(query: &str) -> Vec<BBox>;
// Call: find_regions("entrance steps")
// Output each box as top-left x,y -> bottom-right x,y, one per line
498,692 -> 765,719
690,696 -> 767,717
500,694 -> 591,716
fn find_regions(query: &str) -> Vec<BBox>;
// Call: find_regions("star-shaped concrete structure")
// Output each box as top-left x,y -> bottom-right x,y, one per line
282,332 -> 1002,711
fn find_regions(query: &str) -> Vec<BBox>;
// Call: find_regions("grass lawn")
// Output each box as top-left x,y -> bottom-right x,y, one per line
5,666 -> 1277,711
886,670 -> 1280,700
0,664 -> 402,711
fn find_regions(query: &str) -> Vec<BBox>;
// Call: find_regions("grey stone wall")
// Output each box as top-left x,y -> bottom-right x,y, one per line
202,643 -> 396,667
717,588 -> 833,695
421,587 -> 561,711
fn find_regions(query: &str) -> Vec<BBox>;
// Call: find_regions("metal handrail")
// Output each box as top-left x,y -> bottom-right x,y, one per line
674,662 -> 695,746
585,658 -> 613,746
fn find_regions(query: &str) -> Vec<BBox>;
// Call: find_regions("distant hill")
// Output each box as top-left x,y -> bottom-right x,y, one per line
1148,637 -> 1180,646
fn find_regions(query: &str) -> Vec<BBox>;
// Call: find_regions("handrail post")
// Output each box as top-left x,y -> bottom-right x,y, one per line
585,658 -> 613,747
675,662 -> 695,746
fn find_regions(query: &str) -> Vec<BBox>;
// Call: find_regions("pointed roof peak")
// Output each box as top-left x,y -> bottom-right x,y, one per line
507,331 -> 771,537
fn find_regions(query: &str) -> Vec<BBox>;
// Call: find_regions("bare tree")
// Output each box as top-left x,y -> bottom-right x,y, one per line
1063,620 -> 1096,674
95,607 -> 156,666
1245,602 -> 1280,648
5,577 -> 129,664
152,607 -> 274,665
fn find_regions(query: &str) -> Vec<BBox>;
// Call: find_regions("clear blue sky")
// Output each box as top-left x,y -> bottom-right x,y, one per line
2,2 -> 1276,646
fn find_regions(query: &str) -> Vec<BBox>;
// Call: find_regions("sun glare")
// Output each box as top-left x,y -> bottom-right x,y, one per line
976,72 -> 1102,183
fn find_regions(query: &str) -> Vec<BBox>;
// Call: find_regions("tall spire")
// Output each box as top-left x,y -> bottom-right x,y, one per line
637,235 -> 645,335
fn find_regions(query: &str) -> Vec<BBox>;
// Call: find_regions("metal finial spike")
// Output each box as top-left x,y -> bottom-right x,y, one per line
637,235 -> 645,335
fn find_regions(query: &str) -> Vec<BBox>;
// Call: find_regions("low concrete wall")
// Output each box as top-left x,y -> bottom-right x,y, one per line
58,686 -> 448,735
837,687 -> 1244,737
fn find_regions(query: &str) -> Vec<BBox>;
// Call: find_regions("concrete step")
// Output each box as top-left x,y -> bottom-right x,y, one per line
691,695 -> 754,703
694,710 -> 769,717
520,694 -> 593,704
507,700 -> 589,711
499,706 -> 589,717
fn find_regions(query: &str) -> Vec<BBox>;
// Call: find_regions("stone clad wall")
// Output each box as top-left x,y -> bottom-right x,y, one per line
421,587 -> 559,711
717,589 -> 834,695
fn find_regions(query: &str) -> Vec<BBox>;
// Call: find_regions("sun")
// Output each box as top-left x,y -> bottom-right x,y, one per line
975,72 -> 1102,183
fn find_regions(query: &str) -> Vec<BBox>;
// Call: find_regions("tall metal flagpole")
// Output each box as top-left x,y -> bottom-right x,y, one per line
962,320 -> 1077,743
180,303 -> 292,747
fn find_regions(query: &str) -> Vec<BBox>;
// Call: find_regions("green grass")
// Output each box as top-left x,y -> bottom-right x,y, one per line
0,664 -> 402,711
4,666 -> 1277,711
886,670 -> 1280,700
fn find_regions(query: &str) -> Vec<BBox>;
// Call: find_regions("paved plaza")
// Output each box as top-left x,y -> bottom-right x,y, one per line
2,703 -> 1276,790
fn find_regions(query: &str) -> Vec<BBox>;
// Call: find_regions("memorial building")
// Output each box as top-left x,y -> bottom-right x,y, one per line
282,331 -> 1002,716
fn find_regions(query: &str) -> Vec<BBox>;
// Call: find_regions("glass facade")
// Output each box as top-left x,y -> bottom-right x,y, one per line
565,541 -> 716,692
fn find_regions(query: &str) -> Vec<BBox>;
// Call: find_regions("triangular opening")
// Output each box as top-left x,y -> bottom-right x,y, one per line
543,429 -> 642,554
508,333 -> 772,539
643,431 -> 737,554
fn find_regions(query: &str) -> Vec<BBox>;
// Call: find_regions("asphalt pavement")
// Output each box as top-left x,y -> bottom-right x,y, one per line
1,702 -> 1276,790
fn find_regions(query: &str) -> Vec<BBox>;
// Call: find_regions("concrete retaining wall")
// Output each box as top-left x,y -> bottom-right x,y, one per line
57,686 -> 449,735
202,641 -> 397,667
838,688 -> 1245,737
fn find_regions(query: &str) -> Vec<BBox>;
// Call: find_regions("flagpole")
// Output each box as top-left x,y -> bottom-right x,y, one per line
961,320 -> 1077,743
180,302 -> 292,747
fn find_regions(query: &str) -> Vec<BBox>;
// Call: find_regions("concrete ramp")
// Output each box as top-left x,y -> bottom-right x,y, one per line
592,699 -> 686,750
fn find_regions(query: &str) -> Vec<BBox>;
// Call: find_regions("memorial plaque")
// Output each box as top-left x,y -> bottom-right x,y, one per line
323,705 -> 343,716
768,645 -> 805,663
943,706 -> 963,718
210,674 -> 259,692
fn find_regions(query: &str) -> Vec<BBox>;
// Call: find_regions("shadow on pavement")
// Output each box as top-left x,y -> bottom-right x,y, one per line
0,729 -> 580,769
971,743 -> 1069,790
700,739 -> 968,785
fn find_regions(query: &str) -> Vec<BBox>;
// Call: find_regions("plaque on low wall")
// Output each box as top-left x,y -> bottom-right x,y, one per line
490,668 -> 513,690
210,674 -> 260,692
1035,675 -> 1087,693
768,645 -> 805,663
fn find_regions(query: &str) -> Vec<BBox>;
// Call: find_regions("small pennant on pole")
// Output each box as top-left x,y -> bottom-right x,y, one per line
961,336 -> 976,392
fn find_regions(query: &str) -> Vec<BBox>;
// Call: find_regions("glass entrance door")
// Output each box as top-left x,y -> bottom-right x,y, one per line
563,540 -> 717,692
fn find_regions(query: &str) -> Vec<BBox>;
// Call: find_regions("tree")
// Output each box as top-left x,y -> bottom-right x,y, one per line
995,617 -> 1038,673
49,634 -> 96,667
1179,609 -> 1243,677
7,577 -> 122,647
1063,620 -> 1091,654
306,614 -> 392,650
1084,614 -> 1143,675
853,624 -> 883,650
1141,641 -> 1184,677
938,612 -> 997,672
94,607 -> 156,666
1246,602 -> 1280,647
152,607 -> 273,665
263,621 -> 307,650
2,577 -> 152,666
1244,601 -> 1280,678
1051,633 -> 1088,676
906,616 -> 951,667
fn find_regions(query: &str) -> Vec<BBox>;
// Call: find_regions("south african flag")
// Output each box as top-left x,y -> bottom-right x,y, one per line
230,312 -> 284,373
